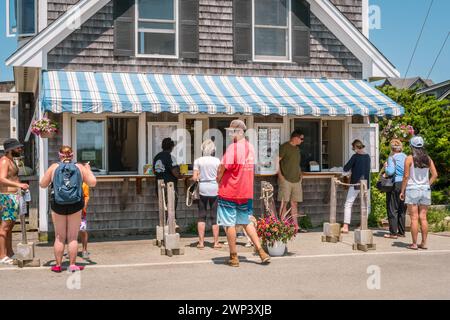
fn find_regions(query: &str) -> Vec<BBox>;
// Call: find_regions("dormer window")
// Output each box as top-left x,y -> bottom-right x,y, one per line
6,0 -> 37,37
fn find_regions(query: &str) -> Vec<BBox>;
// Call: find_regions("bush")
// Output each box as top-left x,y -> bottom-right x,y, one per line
299,215 -> 313,229
427,209 -> 450,233
377,86 -> 450,204
369,174 -> 387,228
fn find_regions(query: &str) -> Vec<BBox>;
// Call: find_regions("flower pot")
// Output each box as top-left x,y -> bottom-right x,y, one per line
40,131 -> 56,139
267,240 -> 286,257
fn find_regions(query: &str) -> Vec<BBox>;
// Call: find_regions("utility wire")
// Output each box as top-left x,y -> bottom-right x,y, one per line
426,31 -> 450,79
402,0 -> 434,86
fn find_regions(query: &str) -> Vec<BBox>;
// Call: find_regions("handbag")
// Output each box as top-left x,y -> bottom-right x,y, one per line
376,157 -> 396,193
186,181 -> 199,207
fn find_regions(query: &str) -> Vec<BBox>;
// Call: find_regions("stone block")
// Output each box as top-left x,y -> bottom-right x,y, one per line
164,233 -> 181,250
354,229 -> 373,245
323,223 -> 341,237
17,242 -> 35,260
17,259 -> 40,268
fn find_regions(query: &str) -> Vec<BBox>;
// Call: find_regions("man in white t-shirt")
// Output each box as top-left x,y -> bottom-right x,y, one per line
192,140 -> 221,249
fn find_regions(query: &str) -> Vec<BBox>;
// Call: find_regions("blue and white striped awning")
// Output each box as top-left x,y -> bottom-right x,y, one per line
41,70 -> 403,117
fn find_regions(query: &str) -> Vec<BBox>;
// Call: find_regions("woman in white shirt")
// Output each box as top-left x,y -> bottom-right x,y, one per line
192,140 -> 221,249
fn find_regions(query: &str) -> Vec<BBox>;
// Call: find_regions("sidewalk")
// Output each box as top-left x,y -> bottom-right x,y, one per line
5,228 -> 450,269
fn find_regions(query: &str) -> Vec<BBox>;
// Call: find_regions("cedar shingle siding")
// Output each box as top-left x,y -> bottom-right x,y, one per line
47,0 -> 363,79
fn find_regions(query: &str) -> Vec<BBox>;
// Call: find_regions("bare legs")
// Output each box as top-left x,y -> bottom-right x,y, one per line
198,222 -> 220,248
0,220 -> 15,259
80,230 -> 88,253
408,204 -> 428,249
52,211 -> 82,267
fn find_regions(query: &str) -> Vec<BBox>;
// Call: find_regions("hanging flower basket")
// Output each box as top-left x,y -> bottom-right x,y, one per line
31,117 -> 59,139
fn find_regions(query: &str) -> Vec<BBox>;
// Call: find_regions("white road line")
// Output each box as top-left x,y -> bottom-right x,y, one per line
1,249 -> 450,272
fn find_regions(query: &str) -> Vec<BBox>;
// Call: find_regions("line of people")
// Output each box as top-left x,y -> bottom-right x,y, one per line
0,126 -> 439,269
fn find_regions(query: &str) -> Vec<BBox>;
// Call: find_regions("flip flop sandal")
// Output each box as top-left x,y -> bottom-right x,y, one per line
418,244 -> 428,250
384,234 -> 398,239
196,244 -> 205,249
407,244 -> 418,250
213,244 -> 223,249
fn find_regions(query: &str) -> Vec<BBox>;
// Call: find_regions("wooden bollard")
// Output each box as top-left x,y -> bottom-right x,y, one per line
322,177 -> 341,243
353,180 -> 376,252
162,182 -> 184,256
154,179 -> 167,247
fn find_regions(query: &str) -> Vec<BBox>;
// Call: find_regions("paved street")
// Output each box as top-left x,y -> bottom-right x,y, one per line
1,230 -> 449,300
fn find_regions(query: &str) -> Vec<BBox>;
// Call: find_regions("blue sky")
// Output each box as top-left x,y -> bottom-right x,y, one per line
0,0 -> 449,83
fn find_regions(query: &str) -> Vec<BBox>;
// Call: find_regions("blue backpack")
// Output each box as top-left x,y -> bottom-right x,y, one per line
53,162 -> 83,205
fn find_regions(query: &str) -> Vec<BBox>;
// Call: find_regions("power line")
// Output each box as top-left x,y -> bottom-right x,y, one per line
426,31 -> 450,79
402,0 -> 434,86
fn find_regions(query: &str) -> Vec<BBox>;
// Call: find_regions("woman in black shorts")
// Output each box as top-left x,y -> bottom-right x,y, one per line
192,140 -> 221,249
40,146 -> 96,272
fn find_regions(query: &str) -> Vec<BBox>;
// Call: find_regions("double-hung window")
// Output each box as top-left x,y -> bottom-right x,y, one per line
6,0 -> 37,37
253,0 -> 291,62
136,0 -> 178,57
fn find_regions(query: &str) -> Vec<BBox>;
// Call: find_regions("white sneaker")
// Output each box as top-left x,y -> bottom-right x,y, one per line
0,256 -> 14,265
82,251 -> 90,259
245,242 -> 253,248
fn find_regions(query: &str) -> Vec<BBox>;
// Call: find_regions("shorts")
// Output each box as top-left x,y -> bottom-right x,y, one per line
80,216 -> 87,231
217,198 -> 253,227
198,196 -> 218,222
50,199 -> 85,215
405,188 -> 431,206
0,193 -> 20,222
278,178 -> 303,202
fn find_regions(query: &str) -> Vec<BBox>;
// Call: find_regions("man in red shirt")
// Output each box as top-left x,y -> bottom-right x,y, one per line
217,120 -> 270,267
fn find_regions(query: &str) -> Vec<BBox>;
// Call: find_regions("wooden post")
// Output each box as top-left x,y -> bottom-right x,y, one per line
330,178 -> 337,224
167,182 -> 176,235
360,180 -> 368,230
157,180 -> 165,228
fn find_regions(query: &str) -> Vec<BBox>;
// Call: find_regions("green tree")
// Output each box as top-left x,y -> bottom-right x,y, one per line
377,86 -> 450,203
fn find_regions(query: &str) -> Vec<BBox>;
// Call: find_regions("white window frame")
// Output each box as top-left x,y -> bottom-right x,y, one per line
147,122 -> 179,168
252,0 -> 292,63
135,0 -> 179,59
6,0 -> 38,38
71,114 -> 142,175
254,123 -> 283,175
348,123 -> 380,173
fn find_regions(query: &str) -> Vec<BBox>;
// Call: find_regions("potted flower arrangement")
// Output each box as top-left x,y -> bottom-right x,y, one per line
31,117 -> 59,138
256,214 -> 297,256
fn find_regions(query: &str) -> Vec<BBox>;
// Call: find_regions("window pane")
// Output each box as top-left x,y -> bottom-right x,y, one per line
255,0 -> 288,27
151,125 -> 177,161
138,21 -> 175,30
108,118 -> 138,172
7,0 -> 17,36
138,32 -> 176,55
257,127 -> 281,174
138,0 -> 174,20
293,120 -> 320,172
255,28 -> 287,57
77,120 -> 105,172
17,0 -> 36,35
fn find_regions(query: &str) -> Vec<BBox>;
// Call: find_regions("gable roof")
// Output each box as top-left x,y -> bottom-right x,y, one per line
383,77 -> 434,90
416,79 -> 450,101
6,0 -> 399,79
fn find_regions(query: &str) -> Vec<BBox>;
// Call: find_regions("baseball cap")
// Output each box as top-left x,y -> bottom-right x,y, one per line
227,119 -> 247,131
410,136 -> 424,148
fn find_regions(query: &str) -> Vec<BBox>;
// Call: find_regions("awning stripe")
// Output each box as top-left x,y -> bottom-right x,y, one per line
40,71 -> 404,117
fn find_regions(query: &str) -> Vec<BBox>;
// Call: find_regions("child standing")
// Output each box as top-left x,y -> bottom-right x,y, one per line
80,182 -> 90,259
